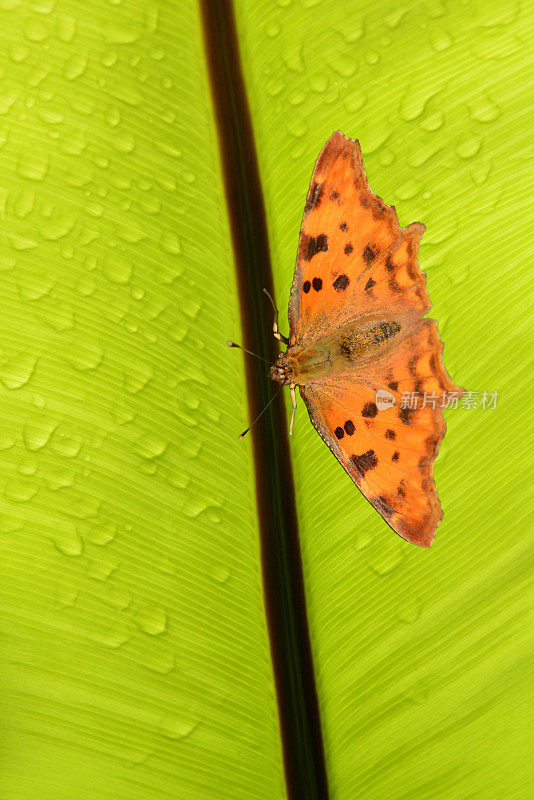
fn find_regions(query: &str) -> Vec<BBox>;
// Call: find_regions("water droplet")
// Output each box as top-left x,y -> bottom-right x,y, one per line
368,542 -> 405,575
0,510 -> 26,532
470,160 -> 492,185
142,647 -> 175,674
23,418 -> 56,451
400,85 -> 438,122
0,352 -> 38,388
17,456 -> 38,475
468,94 -> 500,123
158,715 -> 197,739
111,132 -> 135,153
266,21 -> 280,37
86,558 -> 118,581
105,105 -> 121,127
102,24 -> 139,44
40,216 -> 75,240
397,596 -> 423,623
378,148 -> 395,167
64,336 -> 103,371
85,520 -> 118,546
89,624 -> 130,649
103,259 -> 132,284
51,523 -> 84,556
167,471 -> 190,490
101,49 -> 117,67
310,75 -> 328,93
430,28 -> 452,51
37,107 -> 64,125
43,466 -> 75,491
285,120 -> 307,140
135,604 -> 167,635
9,44 -> 29,62
55,588 -> 78,608
384,8 -> 407,27
455,135 -> 481,160
17,152 -> 49,181
123,364 -> 153,394
28,67 -> 51,88
49,428 -> 83,458
354,530 -> 375,551
394,178 -> 422,201
420,111 -> 444,131
344,87 -> 366,114
211,564 -> 230,583
111,401 -> 135,424
159,232 -> 181,255
64,51 -> 87,80
144,6 -> 159,32
327,53 -> 356,78
56,14 -> 76,42
0,432 -> 16,450
0,476 -> 34,504
75,274 -> 96,296
134,435 -> 167,460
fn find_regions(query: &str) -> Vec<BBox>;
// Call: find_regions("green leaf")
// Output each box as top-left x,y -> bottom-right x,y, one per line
0,1 -> 531,799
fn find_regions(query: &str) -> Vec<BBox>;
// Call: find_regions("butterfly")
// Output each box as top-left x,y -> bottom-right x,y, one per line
269,130 -> 464,547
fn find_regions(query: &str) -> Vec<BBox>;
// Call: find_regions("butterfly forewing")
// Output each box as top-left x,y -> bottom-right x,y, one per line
289,131 -> 431,346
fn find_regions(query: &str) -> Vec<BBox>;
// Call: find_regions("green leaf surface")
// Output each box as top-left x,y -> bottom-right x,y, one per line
0,1 -> 531,799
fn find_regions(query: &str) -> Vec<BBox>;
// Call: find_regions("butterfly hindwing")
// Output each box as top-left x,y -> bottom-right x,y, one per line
300,319 -> 461,547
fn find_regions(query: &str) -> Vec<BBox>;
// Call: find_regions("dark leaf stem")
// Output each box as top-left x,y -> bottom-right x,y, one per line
199,2 -> 329,798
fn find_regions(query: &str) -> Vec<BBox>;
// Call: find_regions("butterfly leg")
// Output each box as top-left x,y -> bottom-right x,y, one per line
289,383 -> 297,435
263,288 -> 289,345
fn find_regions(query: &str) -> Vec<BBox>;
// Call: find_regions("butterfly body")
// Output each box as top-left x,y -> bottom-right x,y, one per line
271,311 -> 416,388
269,131 -> 463,547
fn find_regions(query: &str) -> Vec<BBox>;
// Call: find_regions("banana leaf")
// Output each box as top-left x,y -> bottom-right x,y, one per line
0,1 -> 530,798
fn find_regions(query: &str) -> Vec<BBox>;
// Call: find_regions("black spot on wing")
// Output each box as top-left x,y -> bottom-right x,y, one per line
392,451 -> 400,461
312,277 -> 323,291
303,280 -> 311,293
339,221 -> 348,231
344,420 -> 355,435
304,182 -> 324,215
385,428 -> 396,439
389,275 -> 402,292
388,381 -> 398,391
302,233 -> 328,261
344,243 -> 353,255
376,495 -> 395,518
333,274 -> 350,292
334,426 -> 344,439
351,450 -> 377,476
362,244 -> 378,263
364,278 -> 375,291
399,406 -> 415,424
362,402 -> 377,418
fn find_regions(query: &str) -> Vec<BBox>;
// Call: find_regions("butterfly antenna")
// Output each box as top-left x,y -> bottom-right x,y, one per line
262,288 -> 288,345
238,386 -> 283,440
226,340 -> 271,365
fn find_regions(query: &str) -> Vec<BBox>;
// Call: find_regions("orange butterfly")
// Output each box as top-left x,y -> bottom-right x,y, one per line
269,131 -> 463,547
